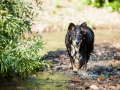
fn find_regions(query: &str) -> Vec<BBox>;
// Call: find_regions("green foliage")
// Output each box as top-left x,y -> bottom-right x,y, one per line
0,0 -> 48,78
81,0 -> 120,12
92,0 -> 105,7
108,0 -> 120,12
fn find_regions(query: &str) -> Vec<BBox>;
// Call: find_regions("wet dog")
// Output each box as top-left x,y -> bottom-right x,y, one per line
65,22 -> 94,72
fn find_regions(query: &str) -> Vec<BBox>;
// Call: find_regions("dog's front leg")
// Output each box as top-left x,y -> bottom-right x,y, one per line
69,46 -> 78,72
71,59 -> 78,72
78,57 -> 86,70
82,60 -> 88,70
68,58 -> 72,69
82,55 -> 90,70
69,58 -> 78,72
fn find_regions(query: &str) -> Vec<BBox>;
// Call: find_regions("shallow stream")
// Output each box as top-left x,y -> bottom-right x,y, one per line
1,30 -> 120,90
0,71 -> 72,90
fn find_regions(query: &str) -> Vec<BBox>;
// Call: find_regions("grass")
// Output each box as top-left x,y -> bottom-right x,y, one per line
41,29 -> 120,55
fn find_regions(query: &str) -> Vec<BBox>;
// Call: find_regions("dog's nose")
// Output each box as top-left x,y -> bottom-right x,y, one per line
76,42 -> 79,45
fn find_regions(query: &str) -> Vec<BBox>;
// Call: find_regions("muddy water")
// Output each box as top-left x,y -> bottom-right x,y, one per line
42,30 -> 120,55
0,71 -> 72,90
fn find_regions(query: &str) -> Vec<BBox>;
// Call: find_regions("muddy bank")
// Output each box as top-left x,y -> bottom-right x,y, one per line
42,42 -> 120,89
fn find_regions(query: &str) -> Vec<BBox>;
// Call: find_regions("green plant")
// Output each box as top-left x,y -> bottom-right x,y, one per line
0,0 -> 49,78
81,0 -> 120,12
107,0 -> 120,12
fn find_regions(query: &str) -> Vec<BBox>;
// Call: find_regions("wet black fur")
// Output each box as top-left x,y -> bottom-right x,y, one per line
65,22 -> 94,70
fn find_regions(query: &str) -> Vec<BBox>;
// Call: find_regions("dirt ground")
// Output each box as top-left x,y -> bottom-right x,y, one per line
42,41 -> 120,90
26,0 -> 120,33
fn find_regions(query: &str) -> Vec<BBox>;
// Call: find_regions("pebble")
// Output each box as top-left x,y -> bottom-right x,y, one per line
90,85 -> 99,90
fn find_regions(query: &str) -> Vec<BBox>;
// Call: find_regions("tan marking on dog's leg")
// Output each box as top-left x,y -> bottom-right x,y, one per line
68,62 -> 72,69
76,64 -> 80,70
75,59 -> 79,63
73,64 -> 78,72
83,61 -> 87,70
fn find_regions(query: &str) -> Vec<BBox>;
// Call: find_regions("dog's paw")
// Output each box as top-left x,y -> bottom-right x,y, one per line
68,64 -> 72,69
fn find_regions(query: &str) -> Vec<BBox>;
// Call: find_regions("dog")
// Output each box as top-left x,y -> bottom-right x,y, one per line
65,22 -> 94,72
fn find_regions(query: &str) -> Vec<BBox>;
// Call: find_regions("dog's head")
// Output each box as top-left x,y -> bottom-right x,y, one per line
68,22 -> 87,47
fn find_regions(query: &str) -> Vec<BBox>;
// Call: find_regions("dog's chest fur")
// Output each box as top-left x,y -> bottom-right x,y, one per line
71,45 -> 80,62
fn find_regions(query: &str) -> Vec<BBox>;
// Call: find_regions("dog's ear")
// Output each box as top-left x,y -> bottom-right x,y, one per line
80,22 -> 87,34
68,23 -> 75,31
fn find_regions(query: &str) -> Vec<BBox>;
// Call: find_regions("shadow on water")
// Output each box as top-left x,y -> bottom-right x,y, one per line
42,50 -> 68,60
42,43 -> 120,61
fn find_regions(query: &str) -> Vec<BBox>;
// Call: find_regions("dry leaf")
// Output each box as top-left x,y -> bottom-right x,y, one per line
72,78 -> 82,83
97,77 -> 103,82
109,86 -> 116,89
110,76 -> 114,80
109,75 -> 117,80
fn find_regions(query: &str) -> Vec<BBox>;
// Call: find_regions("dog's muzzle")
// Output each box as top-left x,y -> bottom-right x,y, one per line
73,39 -> 82,47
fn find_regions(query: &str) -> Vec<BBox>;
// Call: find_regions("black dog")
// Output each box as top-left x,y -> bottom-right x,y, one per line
65,22 -> 94,72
